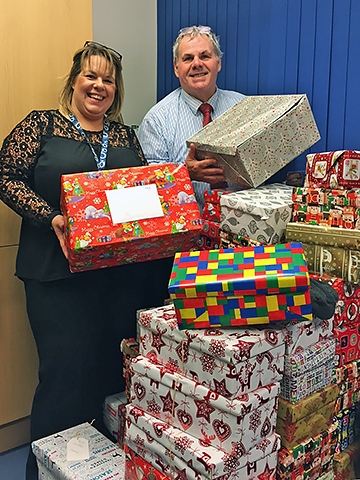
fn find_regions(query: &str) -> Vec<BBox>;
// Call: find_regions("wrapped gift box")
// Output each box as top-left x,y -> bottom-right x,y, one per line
32,422 -> 125,479
120,338 -> 140,402
293,186 -> 360,209
301,243 -> 360,284
187,94 -> 320,188
286,222 -> 360,248
333,439 -> 360,480
195,220 -> 221,250
125,404 -> 280,480
219,229 -> 264,248
130,355 -> 279,454
124,444 -> 169,480
219,183 -> 293,244
168,242 -> 312,329
37,461 -> 58,480
333,325 -> 360,367
334,407 -> 358,454
276,385 -> 337,449
137,304 -> 285,399
283,337 -> 336,377
202,189 -> 235,223
305,150 -> 360,189
281,316 -> 334,355
60,163 -> 202,272
103,391 -> 127,442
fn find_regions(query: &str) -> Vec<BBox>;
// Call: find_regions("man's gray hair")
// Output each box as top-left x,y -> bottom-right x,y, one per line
173,25 -> 223,64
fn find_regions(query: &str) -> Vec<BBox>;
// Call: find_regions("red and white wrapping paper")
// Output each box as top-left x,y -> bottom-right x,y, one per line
137,304 -> 285,399
125,404 -> 280,480
280,316 -> 334,355
130,355 -> 279,454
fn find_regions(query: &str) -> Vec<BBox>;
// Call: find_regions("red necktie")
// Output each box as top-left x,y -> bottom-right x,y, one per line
199,103 -> 212,126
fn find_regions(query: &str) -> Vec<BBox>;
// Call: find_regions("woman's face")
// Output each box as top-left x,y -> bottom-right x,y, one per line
71,55 -> 116,125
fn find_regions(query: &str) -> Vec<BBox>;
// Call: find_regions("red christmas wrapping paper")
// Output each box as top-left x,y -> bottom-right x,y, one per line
124,444 -> 169,480
333,325 -> 360,367
309,274 -> 360,328
60,163 -> 202,272
137,304 -> 285,399
129,355 -> 279,454
168,243 -> 312,329
304,150 -> 360,189
195,220 -> 221,251
125,404 -> 281,480
202,189 -> 237,223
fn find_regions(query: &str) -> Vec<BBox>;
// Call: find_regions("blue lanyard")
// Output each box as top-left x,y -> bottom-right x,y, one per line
69,113 -> 109,170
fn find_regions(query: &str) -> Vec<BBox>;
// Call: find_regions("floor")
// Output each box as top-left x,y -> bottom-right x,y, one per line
0,444 -> 29,480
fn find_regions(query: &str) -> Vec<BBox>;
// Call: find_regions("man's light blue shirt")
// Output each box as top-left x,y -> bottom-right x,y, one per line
137,87 -> 245,210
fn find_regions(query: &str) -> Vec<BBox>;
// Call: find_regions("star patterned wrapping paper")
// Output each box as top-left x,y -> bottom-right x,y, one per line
60,163 -> 202,272
125,404 -> 281,480
219,183 -> 293,245
168,242 -> 312,329
129,355 -> 279,455
305,150 -> 360,189
137,304 -> 285,400
187,94 -> 320,188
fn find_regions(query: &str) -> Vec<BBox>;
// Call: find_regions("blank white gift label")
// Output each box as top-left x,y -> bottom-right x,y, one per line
105,184 -> 164,224
66,436 -> 90,461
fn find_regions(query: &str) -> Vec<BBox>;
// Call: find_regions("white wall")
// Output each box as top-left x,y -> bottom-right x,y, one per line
92,0 -> 157,126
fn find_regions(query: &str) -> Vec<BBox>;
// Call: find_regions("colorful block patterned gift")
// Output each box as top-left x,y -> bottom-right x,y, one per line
168,242 -> 312,329
276,385 -> 337,450
137,304 -> 285,399
305,150 -> 360,189
60,163 -> 202,272
125,404 -> 281,480
187,94 -> 320,188
219,183 -> 293,245
130,355 -> 279,454
32,422 -> 125,479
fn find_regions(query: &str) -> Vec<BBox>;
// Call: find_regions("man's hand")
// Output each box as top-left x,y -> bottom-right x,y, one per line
51,214 -> 69,259
185,143 -> 227,188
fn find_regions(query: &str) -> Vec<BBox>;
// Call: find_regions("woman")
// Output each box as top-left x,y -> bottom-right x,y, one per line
0,42 -> 173,480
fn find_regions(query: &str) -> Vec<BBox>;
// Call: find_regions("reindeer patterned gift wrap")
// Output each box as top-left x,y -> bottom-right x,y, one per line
137,304 -> 285,400
168,242 -> 312,329
219,183 -> 293,245
60,163 -> 202,272
129,355 -> 279,455
125,404 -> 281,480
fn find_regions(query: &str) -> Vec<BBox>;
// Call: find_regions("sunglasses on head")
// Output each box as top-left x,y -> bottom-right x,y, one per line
84,41 -> 122,61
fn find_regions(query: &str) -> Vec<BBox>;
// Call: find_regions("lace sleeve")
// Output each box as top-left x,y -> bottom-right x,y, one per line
0,111 -> 59,226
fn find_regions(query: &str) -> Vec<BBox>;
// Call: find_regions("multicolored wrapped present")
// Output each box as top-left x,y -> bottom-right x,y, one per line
130,355 -> 279,454
168,242 -> 312,329
125,404 -> 281,480
304,150 -> 360,189
334,407 -> 358,454
137,304 -> 285,399
202,189 -> 235,223
32,422 -> 125,479
195,220 -> 221,250
60,163 -> 202,272
219,183 -> 293,244
124,444 -> 169,480
286,222 -> 360,247
283,337 -> 336,376
281,316 -> 334,356
187,94 -> 320,188
301,243 -> 360,284
333,325 -> 360,367
276,385 -> 337,449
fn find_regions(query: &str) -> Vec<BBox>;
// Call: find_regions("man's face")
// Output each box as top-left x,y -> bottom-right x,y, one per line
174,35 -> 221,102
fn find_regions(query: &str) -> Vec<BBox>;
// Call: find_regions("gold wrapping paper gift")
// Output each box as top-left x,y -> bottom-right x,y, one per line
300,242 -> 360,284
333,439 -> 360,478
286,222 -> 360,249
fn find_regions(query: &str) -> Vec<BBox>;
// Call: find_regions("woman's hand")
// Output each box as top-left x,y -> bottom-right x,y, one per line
51,214 -> 69,259
185,143 -> 227,187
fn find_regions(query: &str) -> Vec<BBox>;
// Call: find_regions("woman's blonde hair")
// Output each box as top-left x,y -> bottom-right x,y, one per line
59,41 -> 124,123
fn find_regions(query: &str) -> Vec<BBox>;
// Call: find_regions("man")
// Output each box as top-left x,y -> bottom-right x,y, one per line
137,25 -> 245,210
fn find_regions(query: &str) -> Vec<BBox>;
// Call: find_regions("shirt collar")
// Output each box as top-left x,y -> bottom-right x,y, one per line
181,88 -> 219,115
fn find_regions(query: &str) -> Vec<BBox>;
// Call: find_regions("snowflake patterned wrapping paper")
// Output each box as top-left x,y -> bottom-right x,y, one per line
219,183 -> 293,245
286,222 -> 360,248
32,422 -> 125,479
168,242 -> 312,329
129,355 -> 279,455
304,150 -> 360,189
187,94 -> 320,188
125,404 -> 281,480
60,163 -> 202,273
137,304 -> 285,399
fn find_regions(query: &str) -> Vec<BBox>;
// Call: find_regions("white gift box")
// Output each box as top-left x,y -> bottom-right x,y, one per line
125,404 -> 280,480
219,183 -> 293,244
137,304 -> 285,399
130,355 -> 279,454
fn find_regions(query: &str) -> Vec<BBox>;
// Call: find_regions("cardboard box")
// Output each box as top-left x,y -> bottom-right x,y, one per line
305,150 -> 360,189
125,404 -> 280,480
286,222 -> 360,248
219,183 -> 293,244
187,94 -> 320,187
60,163 -> 202,272
32,422 -> 125,479
130,355 -> 279,454
168,242 -> 312,329
137,304 -> 285,399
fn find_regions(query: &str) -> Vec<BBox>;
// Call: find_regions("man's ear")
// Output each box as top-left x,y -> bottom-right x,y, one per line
173,62 -> 180,79
217,58 -> 222,73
